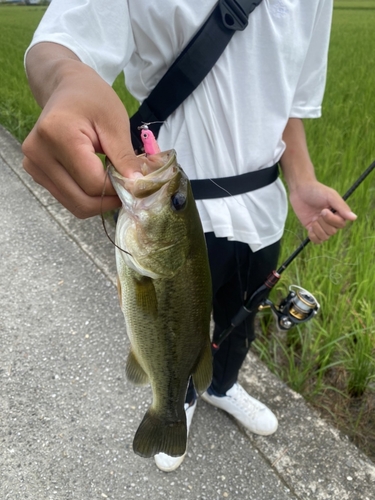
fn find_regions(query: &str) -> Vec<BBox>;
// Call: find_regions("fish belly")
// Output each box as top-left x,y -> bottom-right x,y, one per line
117,255 -> 212,457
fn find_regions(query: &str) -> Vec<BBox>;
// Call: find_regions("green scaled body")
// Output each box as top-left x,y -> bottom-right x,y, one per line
108,150 -> 212,458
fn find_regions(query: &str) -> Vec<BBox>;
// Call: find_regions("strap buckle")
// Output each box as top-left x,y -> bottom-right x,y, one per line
219,0 -> 259,31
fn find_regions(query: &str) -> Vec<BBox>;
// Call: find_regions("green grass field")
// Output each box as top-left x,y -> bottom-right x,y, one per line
0,5 -> 139,139
1,1 -> 375,460
258,1 -> 375,458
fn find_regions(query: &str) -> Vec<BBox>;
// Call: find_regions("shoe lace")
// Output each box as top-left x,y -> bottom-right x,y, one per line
231,384 -> 264,418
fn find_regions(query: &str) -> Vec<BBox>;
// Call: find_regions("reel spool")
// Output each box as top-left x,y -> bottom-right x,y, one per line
262,285 -> 320,331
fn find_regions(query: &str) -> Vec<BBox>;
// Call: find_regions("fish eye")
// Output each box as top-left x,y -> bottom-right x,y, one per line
171,192 -> 187,211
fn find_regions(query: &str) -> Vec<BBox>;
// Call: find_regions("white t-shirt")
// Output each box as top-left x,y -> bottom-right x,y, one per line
27,0 -> 333,251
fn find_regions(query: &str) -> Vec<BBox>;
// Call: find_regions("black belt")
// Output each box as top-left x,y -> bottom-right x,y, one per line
190,163 -> 279,200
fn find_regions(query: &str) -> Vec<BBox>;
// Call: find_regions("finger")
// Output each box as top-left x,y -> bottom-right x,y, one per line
94,113 -> 160,179
308,220 -> 334,244
308,228 -> 326,244
311,213 -> 342,241
105,149 -> 169,181
70,194 -> 122,219
24,132 -> 117,200
106,151 -> 144,179
65,148 -> 118,198
23,156 -> 120,218
320,208 -> 348,229
28,116 -> 118,198
325,194 -> 357,222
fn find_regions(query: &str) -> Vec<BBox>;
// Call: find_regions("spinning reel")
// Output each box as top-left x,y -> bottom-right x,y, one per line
261,285 -> 320,331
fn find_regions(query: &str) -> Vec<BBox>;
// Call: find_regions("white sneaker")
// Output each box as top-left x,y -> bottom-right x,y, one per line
201,383 -> 278,436
154,399 -> 197,472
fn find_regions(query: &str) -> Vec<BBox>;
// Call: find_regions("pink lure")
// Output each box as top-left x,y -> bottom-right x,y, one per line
140,128 -> 161,155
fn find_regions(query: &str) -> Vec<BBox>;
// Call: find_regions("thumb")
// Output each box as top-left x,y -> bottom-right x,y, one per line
107,149 -> 145,179
100,120 -> 147,179
327,192 -> 357,221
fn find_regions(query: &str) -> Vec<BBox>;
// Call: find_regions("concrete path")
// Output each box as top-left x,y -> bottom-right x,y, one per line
1,125 -> 374,500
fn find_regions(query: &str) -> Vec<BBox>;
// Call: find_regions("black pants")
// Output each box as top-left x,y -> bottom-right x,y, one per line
186,232 -> 280,401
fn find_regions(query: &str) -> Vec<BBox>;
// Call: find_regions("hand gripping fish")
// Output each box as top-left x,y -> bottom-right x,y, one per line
107,150 -> 212,458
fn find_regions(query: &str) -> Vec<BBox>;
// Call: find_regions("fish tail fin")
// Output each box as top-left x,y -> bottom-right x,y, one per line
133,408 -> 187,458
192,339 -> 213,395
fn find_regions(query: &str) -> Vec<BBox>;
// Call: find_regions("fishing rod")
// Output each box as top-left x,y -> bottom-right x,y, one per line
212,159 -> 375,352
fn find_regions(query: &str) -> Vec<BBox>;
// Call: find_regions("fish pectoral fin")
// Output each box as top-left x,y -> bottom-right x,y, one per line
133,408 -> 187,458
126,349 -> 149,385
134,275 -> 158,318
116,275 -> 122,305
192,340 -> 213,395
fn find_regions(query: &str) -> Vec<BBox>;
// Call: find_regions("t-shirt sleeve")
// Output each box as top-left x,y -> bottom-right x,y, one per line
290,0 -> 333,119
25,0 -> 135,86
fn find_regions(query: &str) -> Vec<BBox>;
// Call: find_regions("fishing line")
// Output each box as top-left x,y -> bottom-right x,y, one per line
138,121 -> 164,130
191,153 -> 250,211
100,124 -> 162,256
208,178 -> 236,198
303,254 -> 351,281
100,165 -> 132,256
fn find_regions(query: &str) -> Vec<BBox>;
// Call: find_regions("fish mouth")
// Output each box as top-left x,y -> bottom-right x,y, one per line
107,150 -> 177,201
107,150 -> 180,219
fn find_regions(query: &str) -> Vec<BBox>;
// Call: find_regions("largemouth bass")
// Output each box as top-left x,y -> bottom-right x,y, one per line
107,150 -> 212,458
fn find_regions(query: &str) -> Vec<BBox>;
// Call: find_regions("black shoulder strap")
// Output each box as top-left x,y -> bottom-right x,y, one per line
130,0 -> 263,152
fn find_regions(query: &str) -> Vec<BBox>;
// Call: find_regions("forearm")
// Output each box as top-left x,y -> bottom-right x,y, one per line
279,118 -> 356,243
279,117 -> 316,192
25,42 -> 87,108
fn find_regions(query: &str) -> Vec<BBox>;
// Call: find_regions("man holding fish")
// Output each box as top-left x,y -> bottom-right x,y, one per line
23,0 -> 356,472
